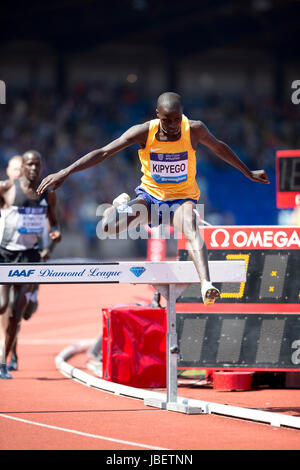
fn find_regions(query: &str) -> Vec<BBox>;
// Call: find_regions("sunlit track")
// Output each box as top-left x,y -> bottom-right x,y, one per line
0,414 -> 170,450
2,284 -> 300,451
56,341 -> 300,430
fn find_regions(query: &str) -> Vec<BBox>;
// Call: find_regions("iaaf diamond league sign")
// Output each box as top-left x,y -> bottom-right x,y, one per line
0,261 -> 246,284
5,264 -> 122,282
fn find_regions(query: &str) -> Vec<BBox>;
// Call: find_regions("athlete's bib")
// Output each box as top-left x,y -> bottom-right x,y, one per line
17,207 -> 47,234
150,151 -> 188,184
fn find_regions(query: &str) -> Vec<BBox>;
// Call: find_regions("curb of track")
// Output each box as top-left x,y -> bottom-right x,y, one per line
55,341 -> 300,430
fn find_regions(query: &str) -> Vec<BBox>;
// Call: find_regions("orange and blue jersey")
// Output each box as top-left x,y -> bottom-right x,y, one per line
137,114 -> 200,201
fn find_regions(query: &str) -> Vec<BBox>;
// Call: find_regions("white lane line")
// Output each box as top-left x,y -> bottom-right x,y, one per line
22,323 -> 100,338
0,414 -> 169,450
19,338 -> 95,345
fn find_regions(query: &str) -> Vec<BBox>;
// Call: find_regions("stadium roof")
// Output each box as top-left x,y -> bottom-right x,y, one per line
0,0 -> 299,60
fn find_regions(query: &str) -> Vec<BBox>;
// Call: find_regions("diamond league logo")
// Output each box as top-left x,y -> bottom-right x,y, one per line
130,266 -> 146,277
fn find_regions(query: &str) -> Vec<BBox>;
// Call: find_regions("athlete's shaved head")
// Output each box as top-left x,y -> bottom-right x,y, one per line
22,150 -> 43,182
22,150 -> 42,163
156,92 -> 183,138
156,92 -> 183,112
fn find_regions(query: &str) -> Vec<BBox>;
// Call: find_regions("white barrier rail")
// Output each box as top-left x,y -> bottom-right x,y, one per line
0,260 -> 246,414
0,260 -> 246,284
56,341 -> 300,427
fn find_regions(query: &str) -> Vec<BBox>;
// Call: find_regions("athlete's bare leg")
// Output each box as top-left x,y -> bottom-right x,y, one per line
102,196 -> 219,305
102,197 -> 150,235
5,284 -> 35,360
0,286 -> 12,378
0,287 -> 10,362
0,285 -> 10,314
171,200 -> 220,305
6,285 -> 38,371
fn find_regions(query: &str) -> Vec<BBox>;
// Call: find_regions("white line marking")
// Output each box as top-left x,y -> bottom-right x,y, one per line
19,338 -> 95,345
0,414 -> 169,450
23,323 -> 100,338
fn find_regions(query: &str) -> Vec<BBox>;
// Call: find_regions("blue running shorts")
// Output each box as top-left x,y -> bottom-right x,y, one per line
134,186 -> 198,226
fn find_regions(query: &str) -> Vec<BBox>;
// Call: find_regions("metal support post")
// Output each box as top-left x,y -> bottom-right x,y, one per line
166,283 -> 178,403
144,283 -> 203,414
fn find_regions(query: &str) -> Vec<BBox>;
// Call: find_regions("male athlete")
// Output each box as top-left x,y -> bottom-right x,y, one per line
0,155 -> 58,372
37,92 -> 269,306
0,150 -> 61,379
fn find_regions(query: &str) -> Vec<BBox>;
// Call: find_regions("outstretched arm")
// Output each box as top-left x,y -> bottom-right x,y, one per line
37,123 -> 149,194
192,121 -> 270,184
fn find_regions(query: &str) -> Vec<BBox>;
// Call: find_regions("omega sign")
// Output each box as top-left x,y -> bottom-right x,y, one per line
204,226 -> 300,250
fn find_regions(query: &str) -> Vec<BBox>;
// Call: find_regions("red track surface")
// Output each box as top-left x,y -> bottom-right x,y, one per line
1,283 -> 300,451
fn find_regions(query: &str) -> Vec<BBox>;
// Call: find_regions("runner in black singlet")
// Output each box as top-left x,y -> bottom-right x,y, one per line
0,150 -> 61,379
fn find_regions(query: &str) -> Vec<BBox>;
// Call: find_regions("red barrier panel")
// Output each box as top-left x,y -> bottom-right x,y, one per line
102,306 -> 166,388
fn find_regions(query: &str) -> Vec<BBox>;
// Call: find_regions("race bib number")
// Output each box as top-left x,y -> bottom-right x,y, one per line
150,152 -> 188,183
17,207 -> 47,234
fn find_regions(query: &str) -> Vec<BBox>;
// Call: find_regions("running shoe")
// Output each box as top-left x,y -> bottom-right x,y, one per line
103,193 -> 131,220
113,193 -> 132,214
7,357 -> 18,371
201,280 -> 220,306
113,193 -> 131,207
0,364 -> 12,379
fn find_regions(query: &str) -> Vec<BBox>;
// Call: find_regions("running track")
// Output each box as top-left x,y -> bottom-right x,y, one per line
1,283 -> 300,452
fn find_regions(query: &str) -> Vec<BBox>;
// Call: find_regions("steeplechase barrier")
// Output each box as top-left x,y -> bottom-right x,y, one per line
0,260 -> 245,414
